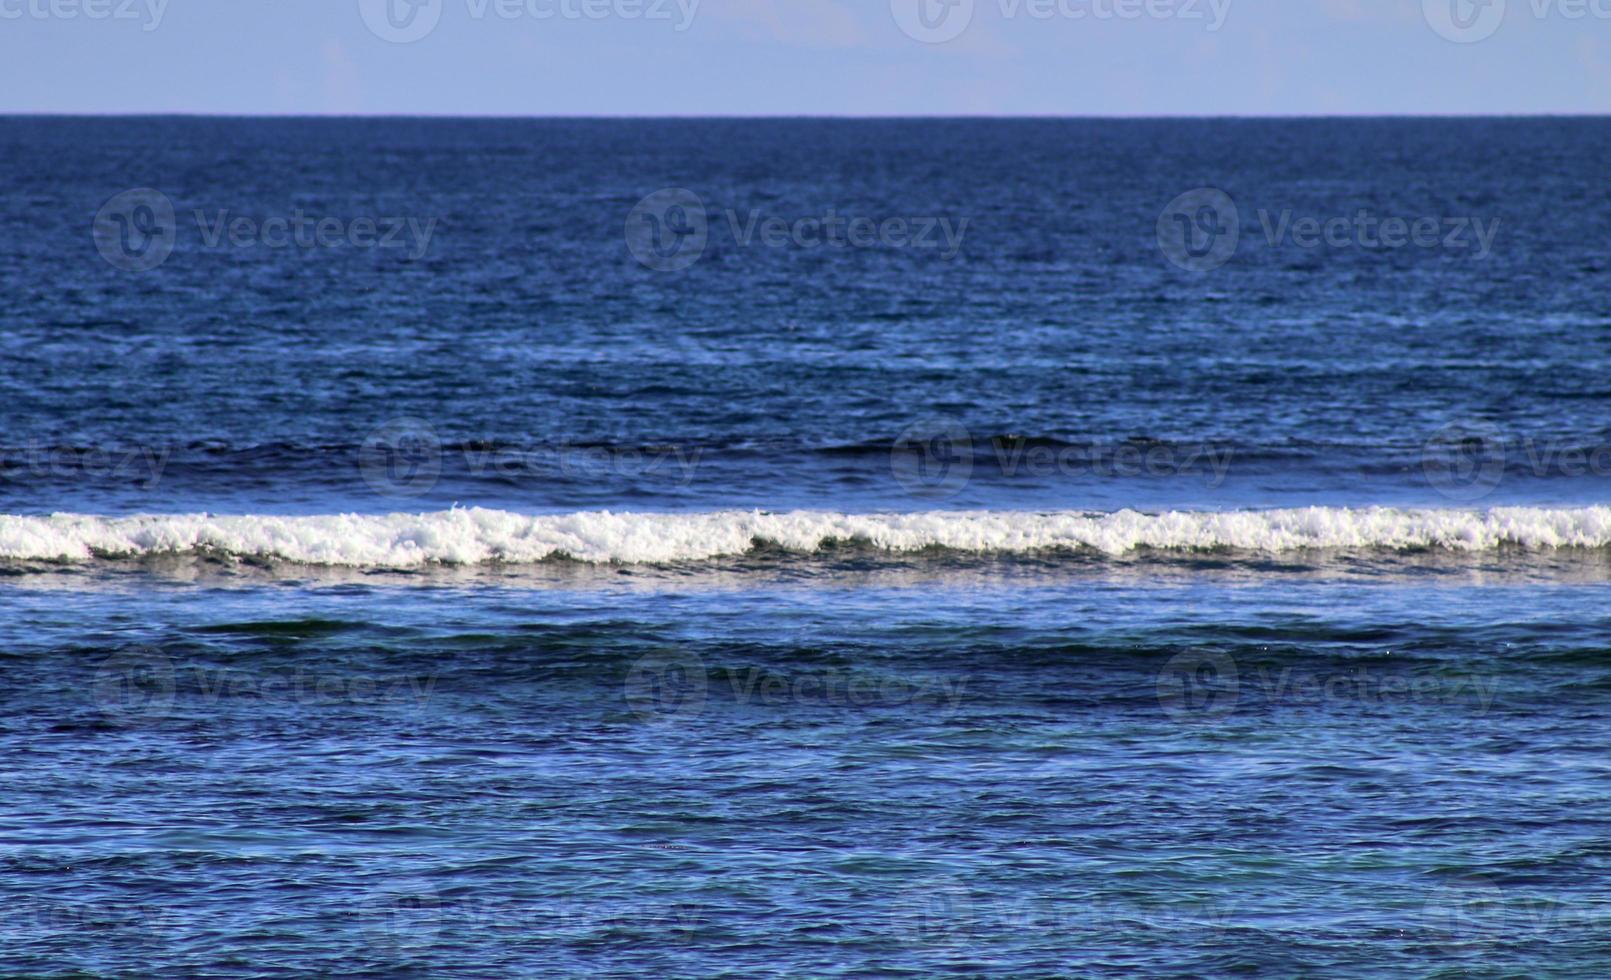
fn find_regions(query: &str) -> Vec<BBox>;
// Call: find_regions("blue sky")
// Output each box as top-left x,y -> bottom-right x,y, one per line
2,0 -> 1608,115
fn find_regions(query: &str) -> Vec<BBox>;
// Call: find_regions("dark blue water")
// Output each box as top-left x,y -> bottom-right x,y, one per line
3,118 -> 1611,976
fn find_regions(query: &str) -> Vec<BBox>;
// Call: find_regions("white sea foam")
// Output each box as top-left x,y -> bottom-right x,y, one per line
2,506 -> 1610,566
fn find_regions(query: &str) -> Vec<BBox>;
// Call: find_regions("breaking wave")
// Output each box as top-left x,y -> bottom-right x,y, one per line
3,506 -> 1611,566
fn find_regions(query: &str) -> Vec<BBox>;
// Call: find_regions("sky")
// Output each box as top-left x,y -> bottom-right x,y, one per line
1,0 -> 1608,115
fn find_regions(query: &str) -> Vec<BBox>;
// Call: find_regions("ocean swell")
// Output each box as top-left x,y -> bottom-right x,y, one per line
2,506 -> 1610,566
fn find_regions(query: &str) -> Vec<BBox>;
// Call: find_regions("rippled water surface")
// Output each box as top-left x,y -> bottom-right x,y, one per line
3,118 -> 1611,976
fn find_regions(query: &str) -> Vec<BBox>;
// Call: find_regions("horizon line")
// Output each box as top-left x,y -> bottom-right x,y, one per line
5,111 -> 1611,120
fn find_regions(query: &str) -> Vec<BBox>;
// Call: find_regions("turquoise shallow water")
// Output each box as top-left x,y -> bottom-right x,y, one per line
4,117 -> 1611,976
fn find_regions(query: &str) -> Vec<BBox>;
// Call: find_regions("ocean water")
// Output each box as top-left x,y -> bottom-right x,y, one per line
3,117 -> 1611,976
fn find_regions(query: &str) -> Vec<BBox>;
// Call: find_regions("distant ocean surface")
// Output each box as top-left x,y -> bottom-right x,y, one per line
4,118 -> 1611,976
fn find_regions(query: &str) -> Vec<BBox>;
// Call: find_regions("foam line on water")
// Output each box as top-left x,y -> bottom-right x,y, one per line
3,506 -> 1611,566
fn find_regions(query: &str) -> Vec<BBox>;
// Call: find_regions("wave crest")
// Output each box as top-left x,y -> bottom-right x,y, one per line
3,506 -> 1611,566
